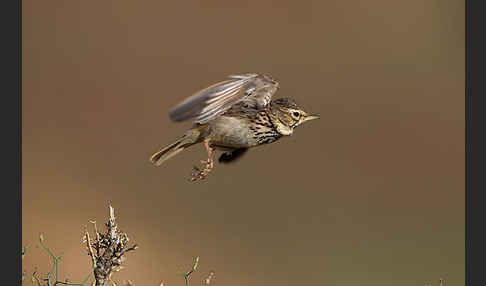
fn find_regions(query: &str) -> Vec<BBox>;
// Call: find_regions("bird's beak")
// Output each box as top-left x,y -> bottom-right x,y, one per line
304,114 -> 320,121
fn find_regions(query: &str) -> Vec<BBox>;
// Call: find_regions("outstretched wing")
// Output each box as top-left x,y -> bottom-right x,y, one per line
169,73 -> 279,124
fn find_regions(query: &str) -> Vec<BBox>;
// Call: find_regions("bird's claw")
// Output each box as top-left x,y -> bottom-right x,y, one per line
189,159 -> 213,182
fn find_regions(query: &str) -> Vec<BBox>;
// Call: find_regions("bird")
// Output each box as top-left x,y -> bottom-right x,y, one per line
149,73 -> 319,181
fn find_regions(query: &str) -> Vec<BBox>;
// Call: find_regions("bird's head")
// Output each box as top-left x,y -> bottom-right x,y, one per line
270,98 -> 320,136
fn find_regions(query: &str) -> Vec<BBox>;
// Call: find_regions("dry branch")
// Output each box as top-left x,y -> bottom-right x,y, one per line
84,205 -> 138,286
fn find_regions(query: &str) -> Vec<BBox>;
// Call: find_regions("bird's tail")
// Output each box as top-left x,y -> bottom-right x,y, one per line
149,129 -> 201,166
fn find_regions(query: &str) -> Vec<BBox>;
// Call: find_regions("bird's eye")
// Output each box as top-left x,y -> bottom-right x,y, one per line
293,112 -> 300,118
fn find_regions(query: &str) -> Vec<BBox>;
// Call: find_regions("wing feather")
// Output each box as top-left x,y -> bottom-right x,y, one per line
169,74 -> 279,124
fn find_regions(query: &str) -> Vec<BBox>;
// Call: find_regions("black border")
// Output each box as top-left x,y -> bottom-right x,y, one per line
466,0 -> 486,285
2,0 -> 22,285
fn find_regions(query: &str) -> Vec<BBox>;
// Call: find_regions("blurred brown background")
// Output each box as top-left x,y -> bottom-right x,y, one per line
22,1 -> 464,285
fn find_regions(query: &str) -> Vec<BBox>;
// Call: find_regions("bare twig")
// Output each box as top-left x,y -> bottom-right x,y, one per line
89,220 -> 102,257
183,256 -> 199,286
84,205 -> 137,286
85,230 -> 97,269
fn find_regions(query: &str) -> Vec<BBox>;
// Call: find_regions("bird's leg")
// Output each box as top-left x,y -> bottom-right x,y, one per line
190,140 -> 214,182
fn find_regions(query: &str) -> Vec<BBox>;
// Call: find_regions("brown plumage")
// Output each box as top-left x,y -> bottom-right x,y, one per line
149,73 -> 319,181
